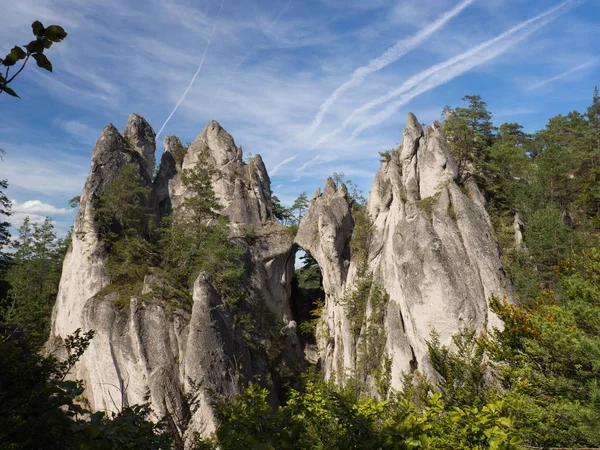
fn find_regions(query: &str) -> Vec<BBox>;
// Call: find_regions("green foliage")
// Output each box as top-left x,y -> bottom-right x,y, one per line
94,163 -> 152,238
180,155 -> 220,221
414,196 -> 436,214
291,192 -> 309,224
427,329 -> 489,409
68,196 -> 80,209
159,147 -> 245,301
271,194 -> 294,225
485,255 -> 600,448
297,299 -> 324,336
1,21 -> 67,98
160,214 -> 245,303
93,163 -> 154,302
2,217 -> 67,348
379,150 -> 392,163
0,179 -> 11,253
193,374 -> 519,450
0,328 -> 172,449
349,203 -> 371,265
442,95 -> 496,176
171,141 -> 188,165
443,89 -> 600,300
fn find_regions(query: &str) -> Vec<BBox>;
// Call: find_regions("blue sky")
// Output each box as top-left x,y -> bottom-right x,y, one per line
1,0 -> 599,237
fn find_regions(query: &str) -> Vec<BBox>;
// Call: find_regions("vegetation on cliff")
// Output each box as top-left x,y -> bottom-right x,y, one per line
1,87 -> 600,448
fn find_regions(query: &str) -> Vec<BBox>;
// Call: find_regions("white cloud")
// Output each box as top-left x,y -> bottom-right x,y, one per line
11,200 -> 71,216
59,120 -> 98,143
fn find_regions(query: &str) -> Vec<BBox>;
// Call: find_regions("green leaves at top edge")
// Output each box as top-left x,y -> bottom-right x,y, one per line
31,21 -> 67,42
25,39 -> 45,54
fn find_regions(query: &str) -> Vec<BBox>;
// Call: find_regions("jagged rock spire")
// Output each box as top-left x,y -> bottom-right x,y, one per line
123,113 -> 156,176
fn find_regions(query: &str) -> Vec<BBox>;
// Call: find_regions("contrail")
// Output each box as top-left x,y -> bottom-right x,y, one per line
309,0 -> 577,150
157,0 -> 226,139
350,0 -> 581,136
525,58 -> 598,91
303,0 -> 475,138
210,0 -> 293,103
270,155 -> 297,175
344,0 -> 575,130
297,155 -> 322,172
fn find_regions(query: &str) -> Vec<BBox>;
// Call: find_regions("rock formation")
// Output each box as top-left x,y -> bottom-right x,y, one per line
50,111 -> 511,446
50,114 -> 298,445
296,113 -> 510,392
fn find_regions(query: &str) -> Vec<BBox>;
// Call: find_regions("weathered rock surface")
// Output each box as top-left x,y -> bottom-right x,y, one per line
50,111 -> 512,446
50,117 -> 298,446
154,120 -> 273,227
51,119 -> 151,337
296,113 -> 510,390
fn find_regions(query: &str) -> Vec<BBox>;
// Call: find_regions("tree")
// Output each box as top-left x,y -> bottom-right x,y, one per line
291,192 -> 309,225
160,149 -> 245,301
271,194 -> 293,225
0,179 -> 10,252
442,95 -> 496,176
1,21 -> 67,98
586,86 -> 600,148
0,328 -> 173,449
2,217 -> 67,348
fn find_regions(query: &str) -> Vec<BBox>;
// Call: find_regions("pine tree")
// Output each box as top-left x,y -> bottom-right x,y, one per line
587,86 -> 600,148
2,217 -> 66,347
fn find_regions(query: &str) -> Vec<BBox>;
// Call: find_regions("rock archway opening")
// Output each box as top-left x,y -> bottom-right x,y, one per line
291,246 -> 325,344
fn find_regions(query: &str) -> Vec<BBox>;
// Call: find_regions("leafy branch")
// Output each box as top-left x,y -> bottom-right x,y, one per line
0,20 -> 67,98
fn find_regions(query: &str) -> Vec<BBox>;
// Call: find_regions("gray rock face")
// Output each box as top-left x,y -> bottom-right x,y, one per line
156,120 -> 273,227
50,111 -> 511,443
51,123 -> 150,337
50,117 -> 298,445
72,272 -> 252,443
123,113 -> 157,176
296,113 -> 509,389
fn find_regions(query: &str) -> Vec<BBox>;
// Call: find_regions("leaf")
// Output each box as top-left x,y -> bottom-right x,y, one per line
41,38 -> 53,49
1,85 -> 20,98
32,53 -> 52,72
11,46 -> 27,59
25,39 -> 45,54
3,46 -> 26,66
45,25 -> 68,42
31,21 -> 45,37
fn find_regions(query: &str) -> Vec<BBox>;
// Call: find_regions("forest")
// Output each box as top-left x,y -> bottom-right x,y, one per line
1,19 -> 600,450
0,88 -> 599,449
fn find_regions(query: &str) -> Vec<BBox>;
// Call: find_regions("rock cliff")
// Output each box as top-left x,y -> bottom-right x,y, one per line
50,112 -> 510,445
296,113 -> 509,392
50,114 -> 298,445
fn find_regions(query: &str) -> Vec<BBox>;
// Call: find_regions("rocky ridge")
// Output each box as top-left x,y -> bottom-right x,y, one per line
295,113 -> 509,392
50,112 -> 511,445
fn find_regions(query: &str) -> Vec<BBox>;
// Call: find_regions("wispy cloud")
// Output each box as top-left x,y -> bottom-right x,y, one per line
303,0 -> 475,138
59,120 -> 98,143
310,0 -> 579,143
156,0 -> 227,138
211,0 -> 293,103
270,155 -> 297,176
525,58 -> 598,91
